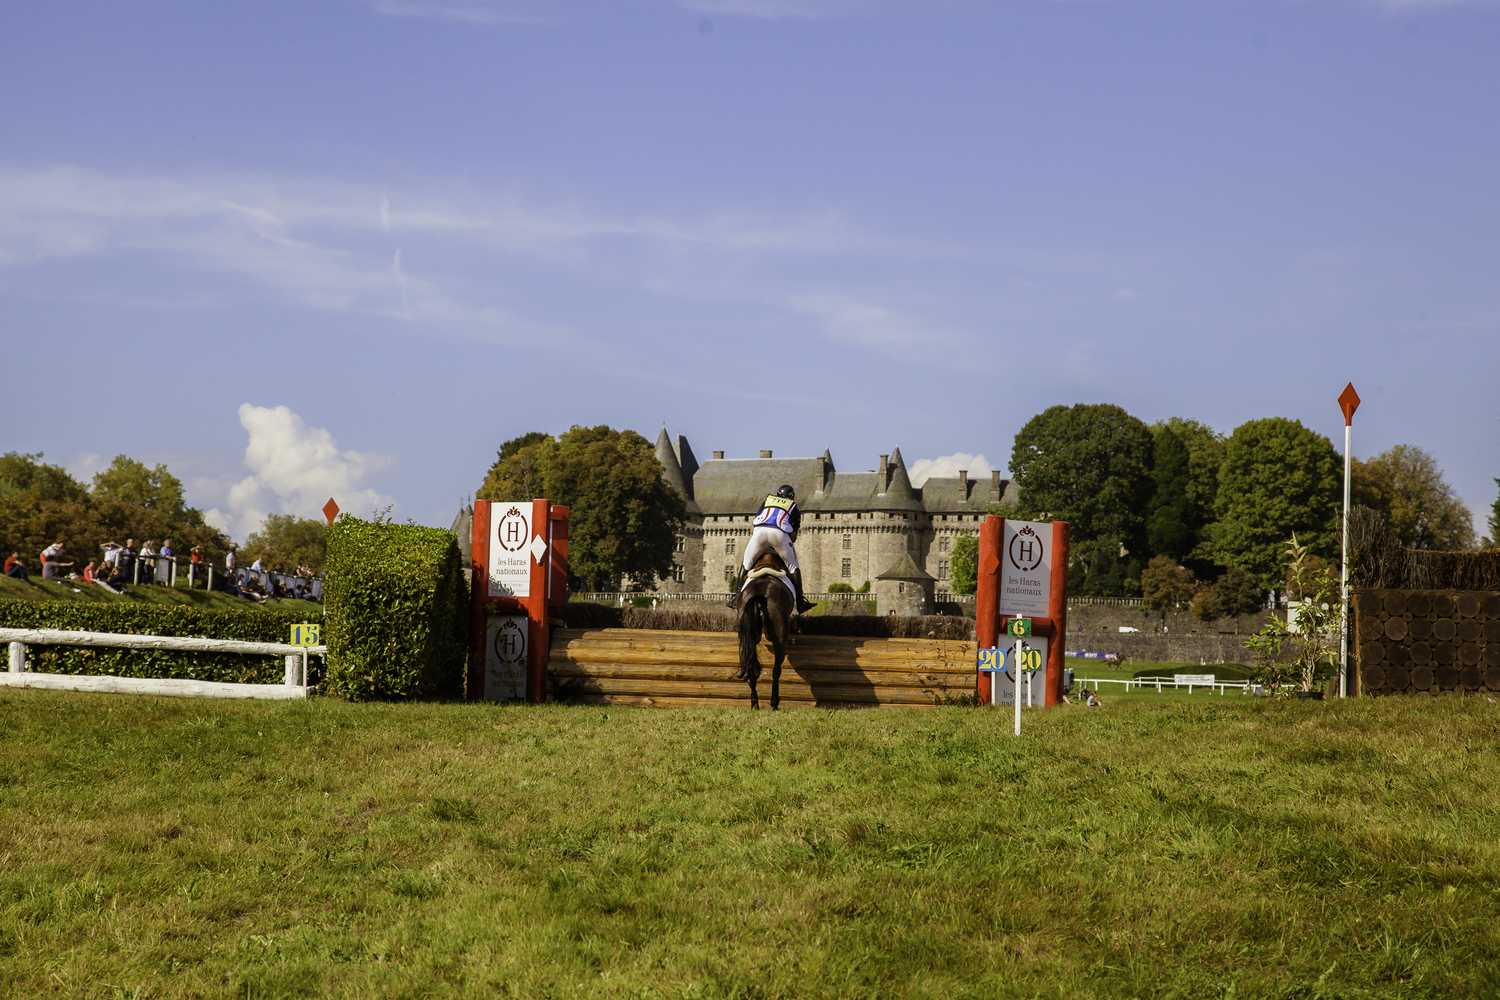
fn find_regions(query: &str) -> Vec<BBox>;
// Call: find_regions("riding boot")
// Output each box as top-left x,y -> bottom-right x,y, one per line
725,567 -> 747,608
791,568 -> 816,614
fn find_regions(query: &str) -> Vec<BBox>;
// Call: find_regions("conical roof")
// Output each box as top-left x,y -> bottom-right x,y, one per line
654,426 -> 699,513
875,550 -> 935,581
878,447 -> 921,511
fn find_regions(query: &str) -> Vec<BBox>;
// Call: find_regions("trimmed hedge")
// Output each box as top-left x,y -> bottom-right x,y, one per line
558,603 -> 975,640
323,518 -> 466,701
0,599 -> 321,683
1349,507 -> 1500,591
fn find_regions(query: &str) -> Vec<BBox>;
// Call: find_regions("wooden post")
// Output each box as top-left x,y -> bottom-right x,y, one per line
1045,520 -> 1069,706
975,516 -> 1004,703
8,641 -> 24,673
527,498 -> 551,704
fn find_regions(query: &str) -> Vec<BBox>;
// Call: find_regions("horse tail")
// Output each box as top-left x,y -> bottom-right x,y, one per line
737,593 -> 763,682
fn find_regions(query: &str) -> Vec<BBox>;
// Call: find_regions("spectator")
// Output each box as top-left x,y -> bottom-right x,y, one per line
139,540 -> 158,583
101,541 -> 121,569
40,540 -> 73,580
82,560 -> 97,582
161,538 -> 174,560
118,539 -> 138,583
225,544 -> 237,574
189,545 -> 202,586
250,555 -> 265,573
4,552 -> 26,579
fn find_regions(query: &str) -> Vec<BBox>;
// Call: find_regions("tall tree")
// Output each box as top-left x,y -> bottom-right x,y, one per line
1140,555 -> 1195,620
1010,403 -> 1154,596
1145,425 -> 1195,561
1151,418 -> 1223,569
1352,445 -> 1474,550
477,426 -> 686,590
92,455 -> 187,514
1209,418 -> 1341,589
241,514 -> 328,573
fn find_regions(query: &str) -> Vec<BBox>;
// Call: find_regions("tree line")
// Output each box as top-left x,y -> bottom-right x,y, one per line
963,403 -> 1485,611
0,453 -> 329,575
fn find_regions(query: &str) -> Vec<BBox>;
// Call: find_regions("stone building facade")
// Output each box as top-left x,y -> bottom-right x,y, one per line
652,428 -> 1018,597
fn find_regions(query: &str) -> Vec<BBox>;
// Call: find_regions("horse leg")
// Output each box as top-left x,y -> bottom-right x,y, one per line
771,648 -> 784,711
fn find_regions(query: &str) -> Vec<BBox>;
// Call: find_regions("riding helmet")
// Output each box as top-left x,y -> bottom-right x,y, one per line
776,484 -> 796,500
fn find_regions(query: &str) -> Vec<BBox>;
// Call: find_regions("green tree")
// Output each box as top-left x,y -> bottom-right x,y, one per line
1010,404 -> 1155,544
92,455 -> 188,514
0,453 -> 90,564
241,514 -> 329,574
1209,418 -> 1341,590
1140,555 -> 1195,619
1145,426 -> 1195,561
1150,419 -> 1224,569
949,534 -> 978,595
1489,478 -> 1500,548
1351,445 -> 1474,550
477,426 -> 686,590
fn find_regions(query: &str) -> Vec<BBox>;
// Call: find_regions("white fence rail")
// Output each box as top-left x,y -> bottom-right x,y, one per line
1076,675 -> 1253,696
1,627 -> 326,700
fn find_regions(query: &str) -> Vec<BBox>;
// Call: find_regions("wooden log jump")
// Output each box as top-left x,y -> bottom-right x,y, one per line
548,628 -> 975,708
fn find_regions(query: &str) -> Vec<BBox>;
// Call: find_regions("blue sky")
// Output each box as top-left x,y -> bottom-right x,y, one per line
3,0 -> 1497,540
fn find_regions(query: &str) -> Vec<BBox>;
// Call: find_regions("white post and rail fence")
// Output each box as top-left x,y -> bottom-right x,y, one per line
1,627 -> 325,700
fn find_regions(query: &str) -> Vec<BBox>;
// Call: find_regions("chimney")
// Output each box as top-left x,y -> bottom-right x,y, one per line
817,454 -> 829,490
991,470 -> 1001,498
959,470 -> 968,492
759,449 -> 773,459
712,450 -> 724,460
878,453 -> 890,490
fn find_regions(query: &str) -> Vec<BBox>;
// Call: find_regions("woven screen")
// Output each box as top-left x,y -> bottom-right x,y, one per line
1353,589 -> 1500,696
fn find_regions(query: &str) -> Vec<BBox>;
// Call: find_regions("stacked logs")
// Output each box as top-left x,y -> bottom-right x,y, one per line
548,628 -> 976,708
1353,589 -> 1500,696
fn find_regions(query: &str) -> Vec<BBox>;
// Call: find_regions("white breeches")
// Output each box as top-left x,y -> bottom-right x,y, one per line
742,526 -> 798,574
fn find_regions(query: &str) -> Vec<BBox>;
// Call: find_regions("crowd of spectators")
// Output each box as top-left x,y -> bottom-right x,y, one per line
4,537 -> 321,603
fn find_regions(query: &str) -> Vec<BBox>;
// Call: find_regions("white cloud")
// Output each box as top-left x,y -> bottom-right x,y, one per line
787,290 -> 969,357
371,1 -> 548,25
203,404 -> 393,541
678,0 -> 861,18
67,452 -> 107,485
908,452 -> 994,487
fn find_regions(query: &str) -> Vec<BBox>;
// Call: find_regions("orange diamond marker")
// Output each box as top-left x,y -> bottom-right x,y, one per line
322,497 -> 340,526
1338,383 -> 1360,427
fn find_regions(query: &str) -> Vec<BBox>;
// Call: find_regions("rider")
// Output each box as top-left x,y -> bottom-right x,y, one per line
727,484 -> 816,614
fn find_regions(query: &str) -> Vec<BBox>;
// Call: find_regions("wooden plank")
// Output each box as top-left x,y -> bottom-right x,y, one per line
550,675 -> 953,705
0,672 -> 307,700
548,661 -> 975,689
0,627 -> 326,658
557,693 -> 935,710
548,648 -> 975,675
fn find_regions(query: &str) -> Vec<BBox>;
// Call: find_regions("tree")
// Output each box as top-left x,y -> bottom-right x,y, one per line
1247,536 -> 1342,694
1489,478 -> 1500,548
1145,426 -> 1195,561
1352,445 -> 1474,551
1010,404 -> 1155,546
1189,566 -> 1264,621
92,455 -> 188,514
0,453 -> 90,561
1209,418 -> 1340,591
477,426 -> 686,590
241,514 -> 328,573
1149,419 -> 1223,569
950,535 -> 978,595
477,432 -> 555,503
1140,555 -> 1195,619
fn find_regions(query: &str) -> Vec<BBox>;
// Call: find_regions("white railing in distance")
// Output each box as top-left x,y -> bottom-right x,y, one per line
1,627 -> 326,700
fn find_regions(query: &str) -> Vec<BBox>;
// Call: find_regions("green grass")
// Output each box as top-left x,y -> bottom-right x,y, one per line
0,572 -> 320,615
3,692 -> 1499,997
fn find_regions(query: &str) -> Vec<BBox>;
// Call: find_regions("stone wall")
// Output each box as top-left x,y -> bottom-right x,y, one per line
1353,589 -> 1500,696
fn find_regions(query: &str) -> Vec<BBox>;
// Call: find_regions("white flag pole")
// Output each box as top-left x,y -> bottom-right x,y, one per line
1338,383 -> 1360,699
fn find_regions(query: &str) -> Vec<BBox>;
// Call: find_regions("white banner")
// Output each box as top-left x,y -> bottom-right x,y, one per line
999,519 -> 1051,618
485,615 -> 528,701
488,502 -> 532,598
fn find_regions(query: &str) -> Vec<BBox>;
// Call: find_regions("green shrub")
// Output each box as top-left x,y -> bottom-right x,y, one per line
0,599 -> 320,683
825,582 -> 854,594
323,517 -> 466,701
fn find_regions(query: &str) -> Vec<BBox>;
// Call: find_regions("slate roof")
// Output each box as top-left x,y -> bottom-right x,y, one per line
875,551 -> 936,581
657,429 -> 1016,517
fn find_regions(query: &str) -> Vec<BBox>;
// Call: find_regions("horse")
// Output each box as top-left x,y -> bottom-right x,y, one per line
733,550 -> 795,710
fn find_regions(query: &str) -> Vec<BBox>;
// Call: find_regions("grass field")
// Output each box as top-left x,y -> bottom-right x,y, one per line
3,691 -> 1498,998
0,573 -> 321,615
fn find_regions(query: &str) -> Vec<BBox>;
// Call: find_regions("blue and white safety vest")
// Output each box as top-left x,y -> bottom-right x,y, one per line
752,494 -> 797,535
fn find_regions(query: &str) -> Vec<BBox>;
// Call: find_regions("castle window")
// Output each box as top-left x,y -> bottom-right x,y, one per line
672,563 -> 685,583
842,534 -> 851,551
725,538 -> 734,555
674,537 -> 685,554
939,537 -> 950,553
725,565 -> 736,583
938,560 -> 949,577
840,559 -> 851,578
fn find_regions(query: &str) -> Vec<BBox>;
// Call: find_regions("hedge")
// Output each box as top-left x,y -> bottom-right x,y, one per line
0,600 -> 322,683
323,517 -> 466,701
558,603 -> 975,640
1349,507 -> 1500,591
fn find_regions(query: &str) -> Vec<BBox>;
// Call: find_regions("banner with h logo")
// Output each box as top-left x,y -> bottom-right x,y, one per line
999,519 -> 1052,617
